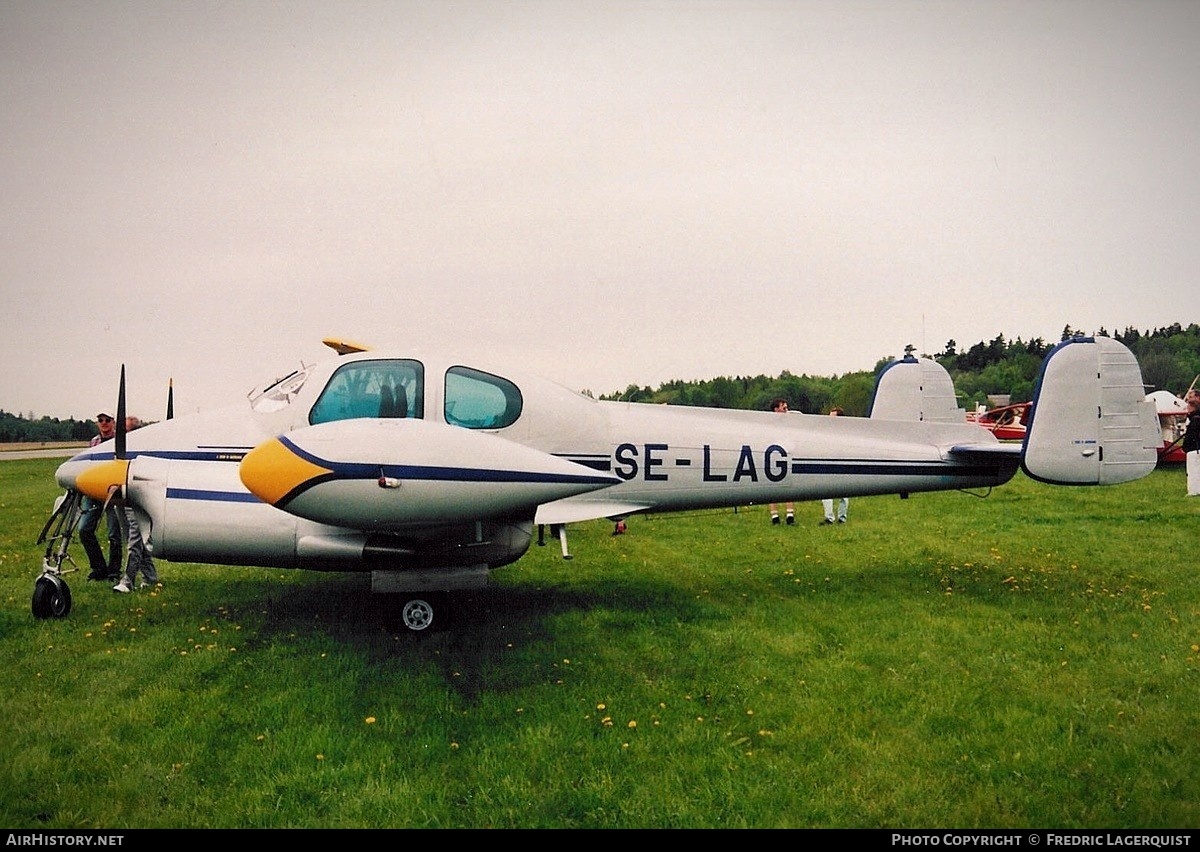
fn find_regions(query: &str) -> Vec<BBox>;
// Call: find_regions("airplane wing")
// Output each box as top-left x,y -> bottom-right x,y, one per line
535,497 -> 653,526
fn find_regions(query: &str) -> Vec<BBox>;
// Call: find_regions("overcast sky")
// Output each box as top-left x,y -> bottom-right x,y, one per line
3,0 -> 1197,422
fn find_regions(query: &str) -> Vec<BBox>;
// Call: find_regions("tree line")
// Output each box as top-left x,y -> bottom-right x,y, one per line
5,323 -> 1197,441
0,410 -> 95,444
600,323 -> 1200,416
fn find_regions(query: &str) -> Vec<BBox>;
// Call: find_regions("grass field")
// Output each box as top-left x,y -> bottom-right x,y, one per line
1,457 -> 1197,828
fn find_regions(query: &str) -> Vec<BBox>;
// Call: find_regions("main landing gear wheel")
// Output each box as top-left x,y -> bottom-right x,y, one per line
32,574 -> 72,619
400,598 -> 435,632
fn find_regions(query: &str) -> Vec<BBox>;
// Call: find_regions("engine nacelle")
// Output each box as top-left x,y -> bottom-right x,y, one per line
239,418 -> 619,530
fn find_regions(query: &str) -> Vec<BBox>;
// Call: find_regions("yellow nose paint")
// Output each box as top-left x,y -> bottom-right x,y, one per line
239,439 -> 333,505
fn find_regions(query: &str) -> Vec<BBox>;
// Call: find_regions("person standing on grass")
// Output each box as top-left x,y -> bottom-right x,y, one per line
767,398 -> 795,525
78,412 -> 123,581
820,408 -> 850,524
113,416 -> 160,594
1184,388 -> 1200,497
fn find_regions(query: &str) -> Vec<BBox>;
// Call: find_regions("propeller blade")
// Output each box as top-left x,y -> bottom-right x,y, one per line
167,378 -> 174,420
115,365 -> 126,460
100,483 -> 121,516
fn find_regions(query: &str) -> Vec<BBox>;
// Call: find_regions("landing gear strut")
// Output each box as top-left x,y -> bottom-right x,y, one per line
32,490 -> 83,619
536,523 -> 573,559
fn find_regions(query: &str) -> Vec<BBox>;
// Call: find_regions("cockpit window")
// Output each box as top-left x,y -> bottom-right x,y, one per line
444,366 -> 522,429
310,359 -> 424,425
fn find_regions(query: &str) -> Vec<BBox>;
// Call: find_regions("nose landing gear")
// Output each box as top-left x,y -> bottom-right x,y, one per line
32,490 -> 83,619
32,574 -> 73,619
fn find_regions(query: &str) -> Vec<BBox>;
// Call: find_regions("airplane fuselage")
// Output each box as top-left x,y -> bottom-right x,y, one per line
42,335 -> 1159,630
56,348 -> 1018,579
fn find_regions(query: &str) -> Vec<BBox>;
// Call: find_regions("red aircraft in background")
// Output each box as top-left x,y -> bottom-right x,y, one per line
967,401 -> 1030,442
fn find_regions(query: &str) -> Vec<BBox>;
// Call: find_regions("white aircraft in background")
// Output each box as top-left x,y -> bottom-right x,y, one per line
36,336 -> 1160,630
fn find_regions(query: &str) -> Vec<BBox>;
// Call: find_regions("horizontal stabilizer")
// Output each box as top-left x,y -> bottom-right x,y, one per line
1021,337 -> 1159,485
947,443 -> 1023,462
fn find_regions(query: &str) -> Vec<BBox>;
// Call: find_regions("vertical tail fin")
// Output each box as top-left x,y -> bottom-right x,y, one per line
868,355 -> 965,423
1022,337 -> 1159,485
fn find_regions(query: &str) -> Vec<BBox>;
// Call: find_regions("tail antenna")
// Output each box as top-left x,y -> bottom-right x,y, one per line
167,378 -> 174,420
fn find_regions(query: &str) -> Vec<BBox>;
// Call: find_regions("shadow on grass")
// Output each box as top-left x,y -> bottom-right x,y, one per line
205,571 -> 713,702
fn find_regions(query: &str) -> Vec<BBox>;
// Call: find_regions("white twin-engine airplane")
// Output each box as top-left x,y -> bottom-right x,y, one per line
36,336 -> 1161,630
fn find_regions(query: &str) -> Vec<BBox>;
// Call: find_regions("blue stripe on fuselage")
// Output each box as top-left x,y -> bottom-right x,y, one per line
277,436 -> 617,487
70,448 -> 252,463
166,488 -> 264,503
74,446 -> 1003,491
788,459 -> 1004,477
554,454 -> 613,472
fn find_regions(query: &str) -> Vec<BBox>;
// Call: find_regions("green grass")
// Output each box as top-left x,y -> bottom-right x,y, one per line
1,458 -> 1197,828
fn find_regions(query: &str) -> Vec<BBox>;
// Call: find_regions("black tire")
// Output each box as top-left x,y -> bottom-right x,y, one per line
32,576 -> 72,619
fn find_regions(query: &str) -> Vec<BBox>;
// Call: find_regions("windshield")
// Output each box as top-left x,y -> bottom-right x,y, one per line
309,359 -> 424,424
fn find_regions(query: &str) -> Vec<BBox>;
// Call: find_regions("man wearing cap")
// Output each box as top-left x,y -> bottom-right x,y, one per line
77,413 -> 123,581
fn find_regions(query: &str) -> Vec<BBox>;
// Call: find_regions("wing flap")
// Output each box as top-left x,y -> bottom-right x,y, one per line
535,498 -> 652,526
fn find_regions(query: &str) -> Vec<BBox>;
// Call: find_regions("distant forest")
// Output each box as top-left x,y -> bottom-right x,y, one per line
0,410 -> 95,444
4,323 -> 1198,442
599,322 -> 1200,416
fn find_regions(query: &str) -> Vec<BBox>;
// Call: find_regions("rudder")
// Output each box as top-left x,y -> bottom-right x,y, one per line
1022,337 -> 1159,485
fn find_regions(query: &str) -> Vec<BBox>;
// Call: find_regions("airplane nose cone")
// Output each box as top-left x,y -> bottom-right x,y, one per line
239,437 -> 333,506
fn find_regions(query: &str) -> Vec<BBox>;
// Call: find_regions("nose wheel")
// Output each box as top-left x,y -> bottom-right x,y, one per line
32,574 -> 73,619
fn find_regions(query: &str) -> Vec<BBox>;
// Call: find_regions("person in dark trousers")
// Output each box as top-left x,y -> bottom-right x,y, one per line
78,413 -> 123,580
767,398 -> 794,525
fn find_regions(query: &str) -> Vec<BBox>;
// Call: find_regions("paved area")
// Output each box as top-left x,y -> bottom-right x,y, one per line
0,447 -> 82,460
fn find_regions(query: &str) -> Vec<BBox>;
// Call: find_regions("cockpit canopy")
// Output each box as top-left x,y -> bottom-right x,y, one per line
250,356 -> 523,430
